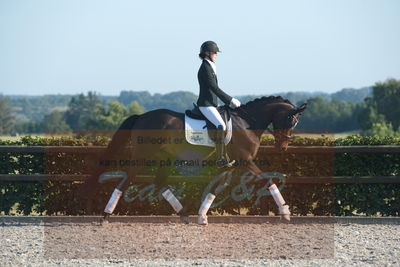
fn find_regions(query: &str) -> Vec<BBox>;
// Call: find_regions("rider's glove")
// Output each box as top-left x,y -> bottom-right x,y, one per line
229,98 -> 241,109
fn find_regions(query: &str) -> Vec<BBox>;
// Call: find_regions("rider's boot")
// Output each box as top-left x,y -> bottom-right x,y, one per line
215,125 -> 235,168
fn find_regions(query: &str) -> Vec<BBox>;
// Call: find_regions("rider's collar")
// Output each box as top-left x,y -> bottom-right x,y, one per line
204,58 -> 217,75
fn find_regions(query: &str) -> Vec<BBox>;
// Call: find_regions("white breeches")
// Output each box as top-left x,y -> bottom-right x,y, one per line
199,106 -> 226,131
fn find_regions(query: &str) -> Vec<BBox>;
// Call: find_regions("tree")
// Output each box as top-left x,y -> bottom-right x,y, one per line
362,122 -> 399,137
128,101 -> 145,115
358,97 -> 386,130
14,121 -> 41,134
372,78 -> 400,129
118,90 -> 196,112
64,92 -> 100,130
359,78 -> 400,136
0,97 -> 15,135
89,101 -> 129,130
41,110 -> 71,133
296,97 -> 362,132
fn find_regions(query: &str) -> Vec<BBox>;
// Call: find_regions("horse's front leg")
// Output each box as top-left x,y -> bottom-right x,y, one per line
245,161 -> 291,221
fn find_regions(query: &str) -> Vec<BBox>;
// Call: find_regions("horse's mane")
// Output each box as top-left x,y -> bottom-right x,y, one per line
242,96 -> 294,108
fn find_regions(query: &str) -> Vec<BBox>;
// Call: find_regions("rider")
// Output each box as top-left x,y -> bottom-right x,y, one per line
197,40 -> 241,167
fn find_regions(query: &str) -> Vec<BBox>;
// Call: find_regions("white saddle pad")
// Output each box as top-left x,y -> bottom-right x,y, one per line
184,115 -> 232,147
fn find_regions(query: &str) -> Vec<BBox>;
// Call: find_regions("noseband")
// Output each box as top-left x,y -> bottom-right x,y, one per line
267,128 -> 292,140
267,115 -> 298,141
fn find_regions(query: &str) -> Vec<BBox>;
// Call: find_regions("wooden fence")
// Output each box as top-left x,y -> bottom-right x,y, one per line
0,145 -> 399,184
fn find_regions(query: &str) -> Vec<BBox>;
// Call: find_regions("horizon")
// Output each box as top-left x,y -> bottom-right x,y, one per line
1,0 -> 399,96
2,85 -> 372,98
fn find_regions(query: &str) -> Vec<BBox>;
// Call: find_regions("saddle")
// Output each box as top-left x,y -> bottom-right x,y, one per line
184,104 -> 233,147
185,103 -> 231,132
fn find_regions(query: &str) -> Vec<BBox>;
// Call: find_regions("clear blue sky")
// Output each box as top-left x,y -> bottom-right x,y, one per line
1,0 -> 399,96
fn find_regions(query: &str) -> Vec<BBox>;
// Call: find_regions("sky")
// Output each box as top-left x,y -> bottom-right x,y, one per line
0,0 -> 399,96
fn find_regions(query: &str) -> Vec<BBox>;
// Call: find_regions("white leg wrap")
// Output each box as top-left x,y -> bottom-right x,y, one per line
104,188 -> 122,214
197,214 -> 208,225
198,193 -> 216,216
268,183 -> 286,206
269,184 -> 291,219
162,189 -> 183,213
279,205 -> 291,215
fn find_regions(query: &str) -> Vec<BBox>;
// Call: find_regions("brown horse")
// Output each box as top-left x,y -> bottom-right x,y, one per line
78,96 -> 306,224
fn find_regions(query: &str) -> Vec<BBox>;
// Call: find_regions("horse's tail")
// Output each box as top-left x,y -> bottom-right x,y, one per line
78,114 -> 141,200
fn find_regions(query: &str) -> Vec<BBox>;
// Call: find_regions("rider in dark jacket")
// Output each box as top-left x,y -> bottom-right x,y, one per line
197,41 -> 241,167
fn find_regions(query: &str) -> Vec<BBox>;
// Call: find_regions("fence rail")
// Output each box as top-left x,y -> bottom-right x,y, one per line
1,145 -> 399,184
1,145 -> 400,154
0,174 -> 399,184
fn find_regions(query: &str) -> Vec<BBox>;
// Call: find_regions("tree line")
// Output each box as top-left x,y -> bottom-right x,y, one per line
0,92 -> 145,134
0,79 -> 398,136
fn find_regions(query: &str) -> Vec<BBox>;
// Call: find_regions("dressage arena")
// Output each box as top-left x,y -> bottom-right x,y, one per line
1,216 -> 399,266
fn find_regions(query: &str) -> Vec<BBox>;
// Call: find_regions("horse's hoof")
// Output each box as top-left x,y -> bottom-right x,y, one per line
280,214 -> 291,222
279,205 -> 291,222
180,215 -> 190,224
100,218 -> 109,226
100,212 -> 110,225
197,214 -> 208,226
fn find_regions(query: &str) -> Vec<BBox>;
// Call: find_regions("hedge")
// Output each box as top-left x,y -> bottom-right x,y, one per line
0,135 -> 399,216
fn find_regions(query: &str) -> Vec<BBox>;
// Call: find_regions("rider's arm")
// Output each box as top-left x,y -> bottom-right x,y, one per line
202,66 -> 233,105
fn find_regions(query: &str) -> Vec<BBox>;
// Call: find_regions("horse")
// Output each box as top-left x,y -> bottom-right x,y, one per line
78,96 -> 306,225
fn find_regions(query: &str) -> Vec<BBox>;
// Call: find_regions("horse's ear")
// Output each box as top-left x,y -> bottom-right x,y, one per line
296,103 -> 307,114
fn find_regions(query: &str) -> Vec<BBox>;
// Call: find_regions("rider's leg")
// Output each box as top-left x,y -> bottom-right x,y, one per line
198,106 -> 226,130
198,106 -> 234,167
215,125 -> 234,167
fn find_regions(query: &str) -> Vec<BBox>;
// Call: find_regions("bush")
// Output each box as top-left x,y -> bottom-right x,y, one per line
0,135 -> 399,216
362,122 -> 400,137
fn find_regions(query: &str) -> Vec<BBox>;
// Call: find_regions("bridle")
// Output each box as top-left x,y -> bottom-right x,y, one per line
267,114 -> 298,141
267,128 -> 292,141
236,105 -> 297,141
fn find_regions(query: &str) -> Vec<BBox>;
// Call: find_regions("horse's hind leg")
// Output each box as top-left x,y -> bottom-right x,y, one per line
154,163 -> 188,223
78,116 -> 139,213
101,166 -> 142,223
197,170 -> 232,225
101,171 -> 129,223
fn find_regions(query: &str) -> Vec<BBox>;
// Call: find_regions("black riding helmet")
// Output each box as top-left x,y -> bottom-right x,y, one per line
200,41 -> 221,53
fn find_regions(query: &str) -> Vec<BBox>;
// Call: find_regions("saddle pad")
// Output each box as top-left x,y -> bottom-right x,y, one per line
184,115 -> 232,147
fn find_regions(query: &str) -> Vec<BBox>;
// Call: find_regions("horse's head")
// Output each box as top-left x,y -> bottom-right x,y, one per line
271,103 -> 307,151
240,96 -> 307,151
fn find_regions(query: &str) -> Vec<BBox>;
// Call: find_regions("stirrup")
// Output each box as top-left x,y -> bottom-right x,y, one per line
216,158 -> 235,168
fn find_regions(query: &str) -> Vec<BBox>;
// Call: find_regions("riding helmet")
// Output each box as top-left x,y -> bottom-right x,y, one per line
200,41 -> 221,53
